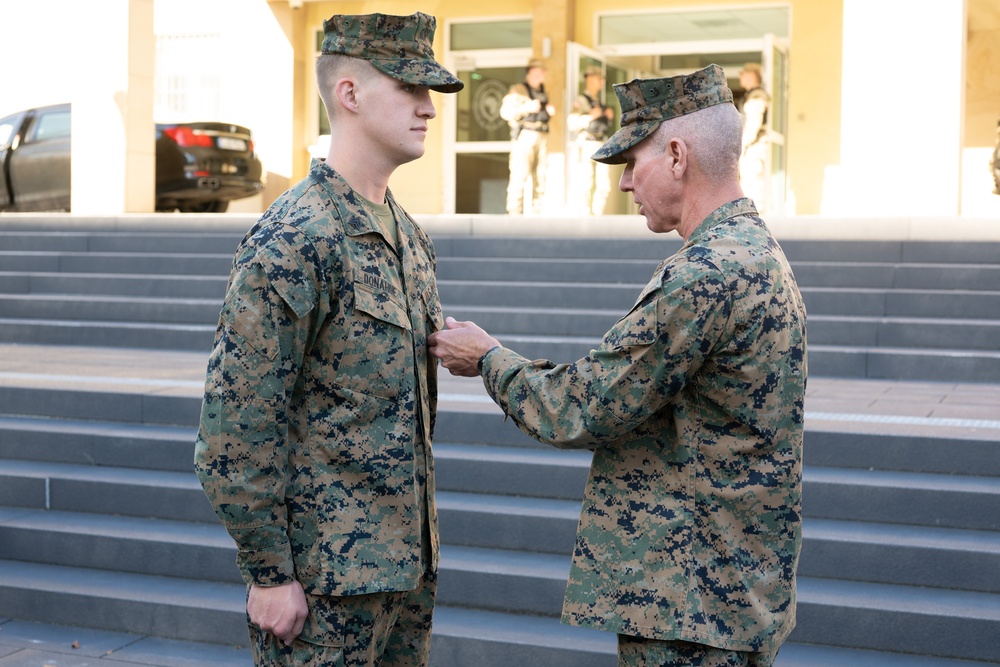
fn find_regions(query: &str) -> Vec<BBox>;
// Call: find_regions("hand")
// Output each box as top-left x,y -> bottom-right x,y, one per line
428,317 -> 501,377
247,581 -> 308,646
545,104 -> 556,116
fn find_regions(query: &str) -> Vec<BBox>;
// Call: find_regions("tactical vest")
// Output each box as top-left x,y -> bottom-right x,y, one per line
520,83 -> 550,132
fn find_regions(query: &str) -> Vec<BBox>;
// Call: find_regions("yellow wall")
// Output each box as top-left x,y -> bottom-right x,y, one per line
966,0 -> 1000,148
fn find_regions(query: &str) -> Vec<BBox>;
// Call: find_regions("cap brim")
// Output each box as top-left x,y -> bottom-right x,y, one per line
590,120 -> 659,164
371,58 -> 464,93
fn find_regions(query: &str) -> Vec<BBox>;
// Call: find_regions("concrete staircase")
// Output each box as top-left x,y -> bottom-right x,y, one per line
0,224 -> 998,381
0,216 -> 998,666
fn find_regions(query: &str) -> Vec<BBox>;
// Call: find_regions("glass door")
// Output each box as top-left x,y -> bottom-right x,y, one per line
443,16 -> 533,214
446,54 -> 529,213
762,34 -> 789,215
565,42 -> 635,215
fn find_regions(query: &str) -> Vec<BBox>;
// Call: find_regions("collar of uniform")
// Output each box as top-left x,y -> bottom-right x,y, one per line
686,197 -> 759,244
309,159 -> 384,237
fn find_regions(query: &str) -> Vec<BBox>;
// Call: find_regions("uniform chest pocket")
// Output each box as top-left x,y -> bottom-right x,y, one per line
337,282 -> 412,401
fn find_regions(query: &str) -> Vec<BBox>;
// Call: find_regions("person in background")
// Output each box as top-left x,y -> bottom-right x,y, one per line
500,58 -> 555,215
428,64 -> 807,667
567,65 -> 615,215
738,62 -> 771,212
194,11 -> 462,667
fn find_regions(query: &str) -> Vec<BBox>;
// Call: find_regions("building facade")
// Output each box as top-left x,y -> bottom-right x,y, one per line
2,0 -> 998,218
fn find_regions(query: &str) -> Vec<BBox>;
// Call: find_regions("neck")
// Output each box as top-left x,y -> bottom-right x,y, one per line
325,127 -> 391,203
677,183 -> 744,241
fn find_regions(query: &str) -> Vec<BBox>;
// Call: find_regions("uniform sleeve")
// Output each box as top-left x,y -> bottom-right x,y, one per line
480,261 -> 732,449
194,232 -> 320,587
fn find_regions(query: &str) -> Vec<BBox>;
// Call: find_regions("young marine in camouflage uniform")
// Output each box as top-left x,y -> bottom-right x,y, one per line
193,12 -> 462,667
429,65 -> 807,667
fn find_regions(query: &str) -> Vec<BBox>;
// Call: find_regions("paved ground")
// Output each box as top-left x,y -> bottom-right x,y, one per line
0,342 -> 998,665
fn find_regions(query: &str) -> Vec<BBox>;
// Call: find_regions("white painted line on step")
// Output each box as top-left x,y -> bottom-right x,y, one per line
806,411 -> 1000,430
0,372 -> 204,388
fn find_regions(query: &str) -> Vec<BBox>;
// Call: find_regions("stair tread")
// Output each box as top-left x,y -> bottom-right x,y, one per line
804,518 -> 1000,553
797,576 -> 1000,618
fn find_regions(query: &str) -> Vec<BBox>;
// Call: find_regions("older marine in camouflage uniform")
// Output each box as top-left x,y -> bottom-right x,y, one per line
194,12 -> 462,667
430,65 -> 807,667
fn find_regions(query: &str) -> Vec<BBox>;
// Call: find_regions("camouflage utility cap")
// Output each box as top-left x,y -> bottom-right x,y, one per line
321,12 -> 464,93
592,64 -> 733,164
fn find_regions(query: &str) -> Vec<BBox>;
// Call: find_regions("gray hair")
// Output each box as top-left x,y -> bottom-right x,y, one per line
652,103 -> 742,181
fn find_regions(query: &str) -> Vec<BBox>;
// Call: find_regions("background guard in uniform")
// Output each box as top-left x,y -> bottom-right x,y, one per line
567,65 -> 615,215
500,58 -> 555,215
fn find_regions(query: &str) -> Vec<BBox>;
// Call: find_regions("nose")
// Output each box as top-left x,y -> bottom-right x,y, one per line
619,165 -> 633,192
418,89 -> 436,119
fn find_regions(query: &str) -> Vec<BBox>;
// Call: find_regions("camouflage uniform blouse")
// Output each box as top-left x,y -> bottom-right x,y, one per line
480,199 -> 807,651
195,160 -> 442,597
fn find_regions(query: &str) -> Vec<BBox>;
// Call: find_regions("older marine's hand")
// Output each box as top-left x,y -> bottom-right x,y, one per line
428,317 -> 501,377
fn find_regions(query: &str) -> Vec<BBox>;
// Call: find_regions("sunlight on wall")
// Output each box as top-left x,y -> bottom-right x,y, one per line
831,0 -> 965,216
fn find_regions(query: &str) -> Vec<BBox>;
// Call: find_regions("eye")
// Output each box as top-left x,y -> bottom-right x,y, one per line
401,84 -> 418,94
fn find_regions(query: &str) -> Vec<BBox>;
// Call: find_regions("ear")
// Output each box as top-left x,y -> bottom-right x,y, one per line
334,77 -> 360,114
667,138 -> 688,179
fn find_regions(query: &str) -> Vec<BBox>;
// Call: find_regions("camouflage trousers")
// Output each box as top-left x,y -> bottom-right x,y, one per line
617,635 -> 777,667
249,570 -> 437,667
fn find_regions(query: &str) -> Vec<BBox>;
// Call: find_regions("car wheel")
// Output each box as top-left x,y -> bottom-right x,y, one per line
177,200 -> 229,213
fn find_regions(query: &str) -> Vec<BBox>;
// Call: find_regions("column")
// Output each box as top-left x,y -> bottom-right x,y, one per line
71,0 -> 155,214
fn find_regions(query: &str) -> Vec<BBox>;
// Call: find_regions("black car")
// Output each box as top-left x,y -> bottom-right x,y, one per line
0,103 -> 264,213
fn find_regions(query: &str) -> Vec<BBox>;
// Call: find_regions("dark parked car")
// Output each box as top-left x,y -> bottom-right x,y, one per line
0,103 -> 264,213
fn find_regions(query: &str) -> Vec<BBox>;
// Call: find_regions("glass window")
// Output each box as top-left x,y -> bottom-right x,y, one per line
599,8 -> 789,45
28,110 -> 71,143
455,67 -> 523,143
450,20 -> 531,50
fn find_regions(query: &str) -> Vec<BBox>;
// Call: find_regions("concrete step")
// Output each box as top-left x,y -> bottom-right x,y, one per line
0,507 -> 571,616
0,251 -> 231,275
0,507 -> 238,584
0,231 -> 244,254
0,459 -> 218,524
0,414 -> 197,472
807,314 -> 1000,351
804,430 -> 1000,477
0,385 -> 200,427
0,618 -> 253,667
792,576 -> 1000,663
799,518 -> 1000,593
0,316 -> 215,352
0,271 -> 227,299
438,491 -> 581,555
803,466 -> 1000,531
0,559 -> 247,646
3,553 -> 997,664
0,558 -> 617,666
0,293 -> 220,324
802,287 -> 1000,319
435,442 -> 591,500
